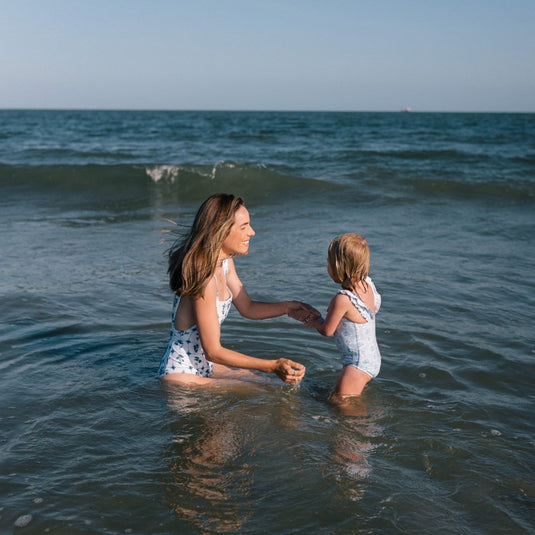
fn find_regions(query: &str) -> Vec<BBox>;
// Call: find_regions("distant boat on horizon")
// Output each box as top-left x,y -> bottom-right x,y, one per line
400,107 -> 412,112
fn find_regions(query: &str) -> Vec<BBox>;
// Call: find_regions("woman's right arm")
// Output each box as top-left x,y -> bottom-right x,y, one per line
194,279 -> 305,384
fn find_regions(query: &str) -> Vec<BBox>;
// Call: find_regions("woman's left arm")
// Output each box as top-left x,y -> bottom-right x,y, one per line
227,258 -> 318,320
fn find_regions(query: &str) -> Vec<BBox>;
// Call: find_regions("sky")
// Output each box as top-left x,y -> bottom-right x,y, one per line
1,0 -> 534,112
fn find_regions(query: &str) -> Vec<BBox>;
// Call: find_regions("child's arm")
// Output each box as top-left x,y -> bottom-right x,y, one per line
306,294 -> 350,336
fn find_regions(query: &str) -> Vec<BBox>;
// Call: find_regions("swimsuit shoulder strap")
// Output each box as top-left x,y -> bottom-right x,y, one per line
171,294 -> 180,322
365,276 -> 381,314
337,288 -> 374,320
214,258 -> 231,301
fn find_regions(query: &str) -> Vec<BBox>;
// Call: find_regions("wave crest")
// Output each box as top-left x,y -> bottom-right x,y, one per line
145,161 -> 241,183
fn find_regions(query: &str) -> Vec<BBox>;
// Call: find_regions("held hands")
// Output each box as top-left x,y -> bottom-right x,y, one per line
303,314 -> 323,329
287,301 -> 321,324
274,358 -> 306,385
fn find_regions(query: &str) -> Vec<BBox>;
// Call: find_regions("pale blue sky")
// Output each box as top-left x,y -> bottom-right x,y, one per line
1,0 -> 534,111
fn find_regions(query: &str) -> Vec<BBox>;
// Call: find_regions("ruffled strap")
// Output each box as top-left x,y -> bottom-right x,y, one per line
338,285 -> 376,321
366,276 -> 381,313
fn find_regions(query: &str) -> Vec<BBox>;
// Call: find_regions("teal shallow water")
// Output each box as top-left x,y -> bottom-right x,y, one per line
1,111 -> 534,533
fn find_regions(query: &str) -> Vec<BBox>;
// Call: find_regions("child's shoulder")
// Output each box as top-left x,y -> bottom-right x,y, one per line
326,291 -> 353,315
333,290 -> 354,304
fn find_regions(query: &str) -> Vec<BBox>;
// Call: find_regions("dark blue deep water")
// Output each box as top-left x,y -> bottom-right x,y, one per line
1,110 -> 534,534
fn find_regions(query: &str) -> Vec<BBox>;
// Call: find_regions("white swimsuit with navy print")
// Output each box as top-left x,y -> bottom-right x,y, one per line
158,259 -> 232,378
333,276 -> 382,378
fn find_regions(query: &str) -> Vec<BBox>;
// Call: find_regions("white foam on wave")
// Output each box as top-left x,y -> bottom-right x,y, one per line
145,165 -> 180,183
145,162 -> 238,183
210,160 -> 236,179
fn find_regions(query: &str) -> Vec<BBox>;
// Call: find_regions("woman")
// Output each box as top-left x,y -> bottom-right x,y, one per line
158,193 -> 317,386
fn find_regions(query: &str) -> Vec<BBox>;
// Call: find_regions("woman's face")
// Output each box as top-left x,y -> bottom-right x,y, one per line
221,205 -> 255,258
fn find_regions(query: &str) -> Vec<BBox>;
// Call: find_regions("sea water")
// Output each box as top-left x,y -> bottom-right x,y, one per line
1,110 -> 534,534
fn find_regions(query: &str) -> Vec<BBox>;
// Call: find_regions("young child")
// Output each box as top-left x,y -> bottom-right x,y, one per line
305,233 -> 382,399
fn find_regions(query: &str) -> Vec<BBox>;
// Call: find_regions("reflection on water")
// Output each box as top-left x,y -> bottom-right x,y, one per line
330,398 -> 373,489
161,382 -> 385,532
167,420 -> 252,532
325,396 -> 385,503
162,385 -> 262,532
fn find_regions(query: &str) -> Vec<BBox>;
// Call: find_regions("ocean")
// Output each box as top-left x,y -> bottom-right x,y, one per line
1,110 -> 534,534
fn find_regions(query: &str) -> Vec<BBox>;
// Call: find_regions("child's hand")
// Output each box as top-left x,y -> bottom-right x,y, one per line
304,314 -> 322,328
288,308 -> 310,323
287,301 -> 320,323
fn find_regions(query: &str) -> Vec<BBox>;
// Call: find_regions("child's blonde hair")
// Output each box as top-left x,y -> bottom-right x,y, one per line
328,233 -> 370,288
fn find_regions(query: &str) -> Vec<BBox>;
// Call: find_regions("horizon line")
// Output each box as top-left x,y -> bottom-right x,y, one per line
1,107 -> 534,114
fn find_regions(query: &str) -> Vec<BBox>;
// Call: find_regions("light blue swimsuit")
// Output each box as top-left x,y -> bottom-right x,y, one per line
334,277 -> 382,378
158,259 -> 232,378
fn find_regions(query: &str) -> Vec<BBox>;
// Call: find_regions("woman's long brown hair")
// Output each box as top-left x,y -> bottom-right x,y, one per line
168,193 -> 244,297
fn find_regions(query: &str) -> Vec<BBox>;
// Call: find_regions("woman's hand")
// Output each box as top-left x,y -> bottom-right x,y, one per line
287,301 -> 321,324
304,314 -> 323,329
274,358 -> 306,384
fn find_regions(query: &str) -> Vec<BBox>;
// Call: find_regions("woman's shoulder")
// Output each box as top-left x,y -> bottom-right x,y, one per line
197,276 -> 217,301
225,257 -> 241,281
226,256 -> 236,270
